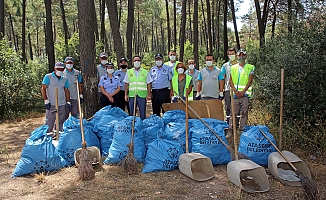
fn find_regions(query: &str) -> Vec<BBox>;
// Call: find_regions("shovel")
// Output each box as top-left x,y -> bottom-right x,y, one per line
178,93 -> 214,181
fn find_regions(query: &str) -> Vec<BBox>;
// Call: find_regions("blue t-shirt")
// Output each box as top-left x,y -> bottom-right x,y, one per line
197,66 -> 225,81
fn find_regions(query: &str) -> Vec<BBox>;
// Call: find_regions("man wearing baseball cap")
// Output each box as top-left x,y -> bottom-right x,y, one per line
149,53 -> 173,116
41,62 -> 71,138
114,57 -> 130,114
63,56 -> 83,119
228,49 -> 254,136
97,52 -> 109,101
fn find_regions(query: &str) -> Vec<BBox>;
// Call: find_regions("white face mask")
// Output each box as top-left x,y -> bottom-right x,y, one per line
169,55 -> 176,61
66,64 -> 73,69
101,60 -> 108,65
156,60 -> 163,66
189,65 -> 195,70
134,61 -> 141,68
229,55 -> 236,61
177,68 -> 184,74
107,69 -> 114,74
55,70 -> 63,77
206,61 -> 213,67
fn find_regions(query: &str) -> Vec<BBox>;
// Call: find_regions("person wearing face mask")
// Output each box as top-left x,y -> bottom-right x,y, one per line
114,57 -> 130,114
171,62 -> 193,102
164,50 -> 179,76
221,48 -> 240,129
63,57 -> 83,119
123,56 -> 153,120
197,54 -> 225,100
41,62 -> 71,138
97,52 -> 109,101
149,53 -> 173,116
185,59 -> 199,100
98,62 -> 122,109
228,49 -> 254,133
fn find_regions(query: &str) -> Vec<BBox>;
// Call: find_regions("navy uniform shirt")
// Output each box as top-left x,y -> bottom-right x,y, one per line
113,69 -> 127,91
98,75 -> 122,94
149,64 -> 173,89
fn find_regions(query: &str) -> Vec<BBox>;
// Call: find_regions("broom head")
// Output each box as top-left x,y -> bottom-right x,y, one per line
78,142 -> 95,180
118,143 -> 139,175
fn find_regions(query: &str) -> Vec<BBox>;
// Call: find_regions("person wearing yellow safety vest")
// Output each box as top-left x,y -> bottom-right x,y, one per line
171,62 -> 193,102
228,49 -> 254,134
164,50 -> 179,76
123,56 -> 153,120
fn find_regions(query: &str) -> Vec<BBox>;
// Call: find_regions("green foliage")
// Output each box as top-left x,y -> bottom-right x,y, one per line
0,40 -> 46,120
249,20 -> 326,151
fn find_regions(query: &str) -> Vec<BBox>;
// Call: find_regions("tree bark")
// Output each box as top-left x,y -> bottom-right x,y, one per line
100,0 -> 109,51
206,0 -> 213,54
179,0 -> 187,62
28,33 -> 33,60
288,0 -> 292,34
44,0 -> 55,72
0,0 -> 4,40
77,0 -> 98,118
22,0 -> 27,62
59,0 -> 70,57
254,0 -> 270,46
216,1 -> 221,53
223,0 -> 228,61
193,0 -> 199,69
165,0 -> 171,52
200,0 -> 208,53
126,0 -> 134,65
173,0 -> 177,48
230,0 -> 240,50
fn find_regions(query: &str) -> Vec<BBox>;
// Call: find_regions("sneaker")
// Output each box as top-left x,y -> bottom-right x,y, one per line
47,132 -> 57,140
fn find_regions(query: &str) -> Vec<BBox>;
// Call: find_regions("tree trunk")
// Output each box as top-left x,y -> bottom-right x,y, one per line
44,0 -> 55,72
22,0 -> 27,63
206,0 -> 213,54
9,14 -> 17,52
193,0 -> 199,69
200,0 -> 208,53
126,0 -> 134,65
216,1 -> 221,53
100,0 -> 109,51
136,10 -> 140,54
173,0 -> 177,48
271,0 -> 278,39
188,0 -> 192,43
165,0 -> 171,52
59,0 -> 70,57
106,0 -> 125,64
230,0 -> 240,50
28,33 -> 33,60
179,0 -> 187,62
288,0 -> 292,34
0,0 -> 4,40
77,0 -> 98,118
254,0 -> 270,46
223,0 -> 228,61
93,3 -> 99,42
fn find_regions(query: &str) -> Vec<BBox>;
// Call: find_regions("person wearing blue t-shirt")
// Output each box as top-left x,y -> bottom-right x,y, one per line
197,54 -> 225,100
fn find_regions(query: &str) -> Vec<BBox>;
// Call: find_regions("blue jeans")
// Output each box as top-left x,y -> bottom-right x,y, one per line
128,95 -> 147,120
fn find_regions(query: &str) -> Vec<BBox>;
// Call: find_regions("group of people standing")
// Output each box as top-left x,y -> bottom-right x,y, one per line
41,48 -> 254,139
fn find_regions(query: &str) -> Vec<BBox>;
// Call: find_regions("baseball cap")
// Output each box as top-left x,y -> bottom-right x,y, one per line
64,57 -> 74,63
155,53 -> 163,59
119,57 -> 128,63
237,49 -> 247,55
99,52 -> 108,58
54,62 -> 64,68
105,62 -> 114,67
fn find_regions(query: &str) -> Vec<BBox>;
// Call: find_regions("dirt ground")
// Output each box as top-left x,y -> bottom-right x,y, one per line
0,113 -> 325,200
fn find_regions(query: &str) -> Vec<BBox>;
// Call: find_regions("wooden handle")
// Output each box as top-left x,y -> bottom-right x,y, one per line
76,78 -> 85,144
131,94 -> 137,143
279,69 -> 284,150
55,87 -> 59,139
185,93 -> 189,154
230,89 -> 238,160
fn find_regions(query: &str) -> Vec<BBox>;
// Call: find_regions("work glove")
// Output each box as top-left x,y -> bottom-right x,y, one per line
172,96 -> 179,103
66,102 -> 72,111
219,92 -> 224,100
79,94 -> 84,104
44,99 -> 51,110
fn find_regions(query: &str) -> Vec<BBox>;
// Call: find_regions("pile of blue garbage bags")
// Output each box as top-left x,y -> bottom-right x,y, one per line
12,106 -> 276,177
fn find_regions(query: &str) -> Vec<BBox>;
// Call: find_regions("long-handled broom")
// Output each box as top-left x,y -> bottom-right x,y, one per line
259,128 -> 318,199
76,78 -> 95,180
118,94 -> 138,174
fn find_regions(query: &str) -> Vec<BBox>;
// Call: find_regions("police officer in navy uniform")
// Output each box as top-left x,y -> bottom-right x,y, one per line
149,53 -> 173,116
114,57 -> 130,114
97,52 -> 109,100
98,62 -> 122,108
41,62 -> 70,137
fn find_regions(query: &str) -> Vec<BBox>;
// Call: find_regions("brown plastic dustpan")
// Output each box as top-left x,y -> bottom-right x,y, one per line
178,93 -> 214,181
74,146 -> 101,167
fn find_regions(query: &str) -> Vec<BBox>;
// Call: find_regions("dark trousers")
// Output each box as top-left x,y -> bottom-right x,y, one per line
152,88 -> 171,117
117,90 -> 130,114
100,94 -> 119,109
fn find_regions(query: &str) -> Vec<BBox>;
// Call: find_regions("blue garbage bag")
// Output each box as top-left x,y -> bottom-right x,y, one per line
89,106 -> 128,127
104,116 -> 145,164
63,115 -> 80,130
190,118 -> 231,165
95,117 -> 119,157
162,110 -> 186,125
143,115 -> 165,148
12,125 -> 67,177
163,122 -> 189,153
238,125 -> 277,165
56,122 -> 100,166
142,138 -> 183,173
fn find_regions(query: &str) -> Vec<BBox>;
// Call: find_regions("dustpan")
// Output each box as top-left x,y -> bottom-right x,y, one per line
74,146 -> 101,167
